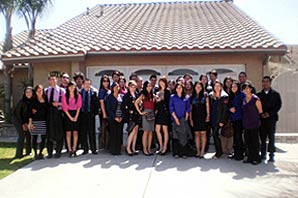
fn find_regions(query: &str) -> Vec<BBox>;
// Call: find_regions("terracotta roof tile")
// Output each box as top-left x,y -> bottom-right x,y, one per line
2,1 -> 287,60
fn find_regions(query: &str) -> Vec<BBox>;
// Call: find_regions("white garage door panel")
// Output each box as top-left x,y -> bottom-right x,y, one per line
87,64 -> 245,87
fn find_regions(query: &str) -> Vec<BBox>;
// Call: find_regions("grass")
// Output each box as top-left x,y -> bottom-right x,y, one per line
0,142 -> 33,180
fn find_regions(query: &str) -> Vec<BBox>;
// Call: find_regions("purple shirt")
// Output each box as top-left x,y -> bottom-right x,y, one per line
45,85 -> 65,109
169,94 -> 190,121
242,94 -> 261,129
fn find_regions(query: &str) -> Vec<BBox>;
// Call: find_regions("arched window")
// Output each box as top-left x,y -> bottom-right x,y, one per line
95,69 -> 117,77
134,69 -> 161,76
208,68 -> 234,74
168,69 -> 198,76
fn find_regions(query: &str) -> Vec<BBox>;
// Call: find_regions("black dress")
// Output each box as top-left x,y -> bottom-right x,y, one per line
191,94 -> 208,131
155,89 -> 171,125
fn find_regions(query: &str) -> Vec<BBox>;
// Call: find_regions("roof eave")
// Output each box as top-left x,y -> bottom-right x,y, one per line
1,53 -> 85,65
87,48 -> 287,56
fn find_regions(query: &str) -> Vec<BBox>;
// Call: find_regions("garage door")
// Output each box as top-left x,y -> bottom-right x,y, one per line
87,64 -> 245,87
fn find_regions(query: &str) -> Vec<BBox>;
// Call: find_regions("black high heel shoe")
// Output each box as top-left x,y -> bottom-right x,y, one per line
126,149 -> 134,156
142,151 -> 151,156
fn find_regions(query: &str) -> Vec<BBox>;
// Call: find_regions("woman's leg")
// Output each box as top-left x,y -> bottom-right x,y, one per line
132,125 -> 139,152
194,131 -> 201,156
73,131 -> 78,152
142,131 -> 148,154
148,131 -> 153,153
39,135 -> 46,156
15,122 -> 25,158
201,131 -> 207,156
126,128 -> 135,154
66,131 -> 72,152
155,124 -> 163,152
162,125 -> 169,153
32,135 -> 38,158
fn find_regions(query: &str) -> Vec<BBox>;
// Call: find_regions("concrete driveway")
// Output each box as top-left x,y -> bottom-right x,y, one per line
0,143 -> 297,198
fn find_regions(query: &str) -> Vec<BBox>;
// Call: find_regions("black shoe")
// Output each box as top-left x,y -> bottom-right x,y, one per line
54,153 -> 61,158
82,150 -> 88,155
92,151 -> 98,155
243,159 -> 251,164
37,154 -> 44,160
174,154 -> 179,159
268,157 -> 275,162
68,151 -> 73,158
133,150 -> 139,155
46,154 -> 53,159
228,153 -> 234,159
251,160 -> 260,165
234,156 -> 244,161
261,155 -> 266,160
73,151 -> 77,157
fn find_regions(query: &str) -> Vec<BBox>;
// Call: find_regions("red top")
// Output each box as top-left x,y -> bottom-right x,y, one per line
143,98 -> 155,110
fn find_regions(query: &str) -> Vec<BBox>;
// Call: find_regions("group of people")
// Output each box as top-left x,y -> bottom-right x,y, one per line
12,69 -> 282,165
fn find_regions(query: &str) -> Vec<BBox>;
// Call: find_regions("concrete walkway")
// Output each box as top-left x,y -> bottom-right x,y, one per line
0,143 -> 297,198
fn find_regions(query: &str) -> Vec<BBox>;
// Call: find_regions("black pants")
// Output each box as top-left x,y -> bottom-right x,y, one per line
109,120 -> 123,155
99,114 -> 110,150
260,119 -> 276,156
232,120 -> 244,159
172,139 -> 188,157
32,135 -> 46,156
80,112 -> 96,152
212,126 -> 223,157
244,128 -> 261,162
205,124 -> 212,152
47,139 -> 63,156
13,119 -> 31,157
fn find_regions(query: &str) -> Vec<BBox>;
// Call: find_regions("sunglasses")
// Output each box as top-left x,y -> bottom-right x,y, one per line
103,80 -> 109,83
62,76 -> 69,79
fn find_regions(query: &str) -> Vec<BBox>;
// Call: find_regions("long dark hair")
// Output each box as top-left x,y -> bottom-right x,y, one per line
173,82 -> 186,99
142,81 -> 153,100
66,81 -> 78,104
34,85 -> 46,100
223,76 -> 233,93
158,76 -> 168,90
229,81 -> 241,102
192,81 -> 205,100
99,75 -> 110,90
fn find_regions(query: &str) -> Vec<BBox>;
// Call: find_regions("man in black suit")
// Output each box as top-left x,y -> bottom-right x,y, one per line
257,76 -> 282,162
80,79 -> 99,155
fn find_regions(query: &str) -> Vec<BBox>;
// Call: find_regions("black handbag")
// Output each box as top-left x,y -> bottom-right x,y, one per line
145,110 -> 155,121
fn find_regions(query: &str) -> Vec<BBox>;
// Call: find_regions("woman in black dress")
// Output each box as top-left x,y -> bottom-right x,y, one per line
13,86 -> 34,158
155,76 -> 171,155
28,85 -> 48,160
190,81 -> 210,158
121,80 -> 141,156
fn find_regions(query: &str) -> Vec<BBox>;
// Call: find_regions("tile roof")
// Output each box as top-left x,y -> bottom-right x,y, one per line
1,1 -> 287,62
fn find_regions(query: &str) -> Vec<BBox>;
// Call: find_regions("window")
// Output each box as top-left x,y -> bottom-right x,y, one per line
134,69 -> 161,76
168,69 -> 198,76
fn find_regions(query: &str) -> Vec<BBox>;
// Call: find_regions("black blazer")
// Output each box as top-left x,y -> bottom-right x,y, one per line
121,91 -> 139,123
257,88 -> 282,121
81,89 -> 99,116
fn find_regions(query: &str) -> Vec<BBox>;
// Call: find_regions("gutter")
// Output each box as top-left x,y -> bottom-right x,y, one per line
87,48 -> 287,56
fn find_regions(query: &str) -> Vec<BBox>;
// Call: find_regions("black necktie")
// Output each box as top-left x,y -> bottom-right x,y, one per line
84,91 -> 89,112
50,87 -> 54,103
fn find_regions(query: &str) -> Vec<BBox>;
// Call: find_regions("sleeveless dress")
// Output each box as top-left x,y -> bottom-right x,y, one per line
191,94 -> 208,131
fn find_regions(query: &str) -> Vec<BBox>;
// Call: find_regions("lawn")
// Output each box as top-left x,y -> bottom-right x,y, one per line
0,143 -> 33,180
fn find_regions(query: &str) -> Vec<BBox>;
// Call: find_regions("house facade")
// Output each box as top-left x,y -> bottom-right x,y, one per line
1,1 -> 287,109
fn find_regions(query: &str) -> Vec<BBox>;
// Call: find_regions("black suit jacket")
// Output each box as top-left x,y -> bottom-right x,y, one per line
257,88 -> 282,121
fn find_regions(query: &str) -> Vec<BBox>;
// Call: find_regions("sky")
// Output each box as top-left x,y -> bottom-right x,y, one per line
0,0 -> 297,44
